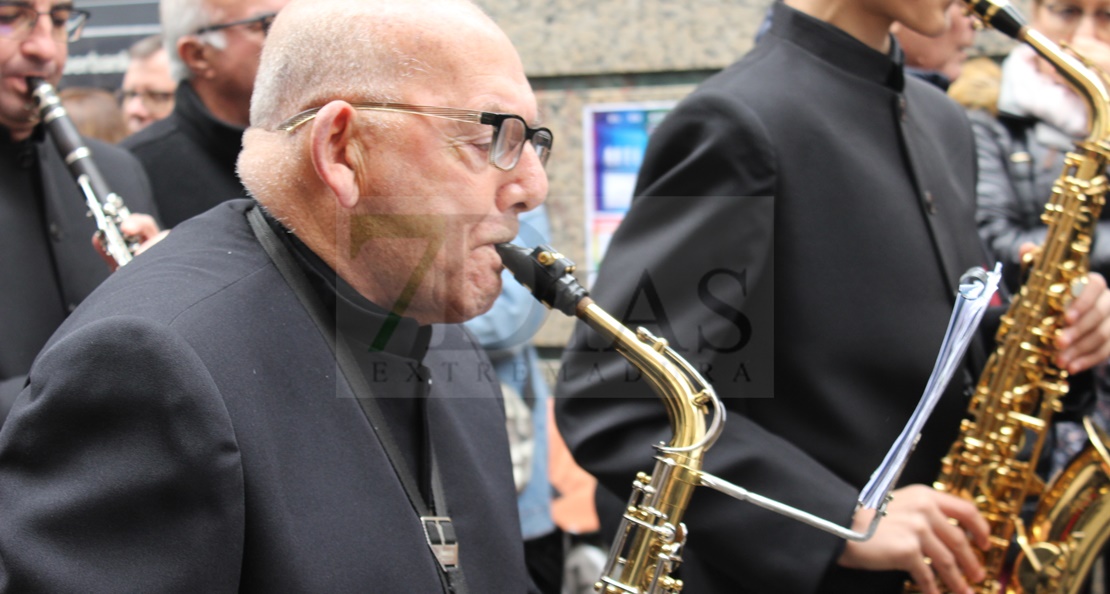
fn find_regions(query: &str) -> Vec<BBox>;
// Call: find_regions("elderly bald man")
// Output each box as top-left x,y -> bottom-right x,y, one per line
0,0 -> 549,592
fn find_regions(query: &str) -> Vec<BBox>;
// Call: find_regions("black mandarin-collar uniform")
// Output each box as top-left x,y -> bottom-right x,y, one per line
263,211 -> 431,489
122,80 -> 246,228
0,200 -> 531,593
0,125 -> 156,417
556,4 -> 994,593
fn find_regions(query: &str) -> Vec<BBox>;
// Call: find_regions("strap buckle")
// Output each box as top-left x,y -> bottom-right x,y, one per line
421,516 -> 460,570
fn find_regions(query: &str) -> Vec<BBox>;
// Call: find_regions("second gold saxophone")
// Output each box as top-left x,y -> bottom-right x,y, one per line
918,2 -> 1110,592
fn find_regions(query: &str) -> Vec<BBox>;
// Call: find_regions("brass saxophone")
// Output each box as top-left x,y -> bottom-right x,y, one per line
497,243 -> 718,594
497,244 -> 934,593
28,77 -> 139,268
916,2 -> 1110,592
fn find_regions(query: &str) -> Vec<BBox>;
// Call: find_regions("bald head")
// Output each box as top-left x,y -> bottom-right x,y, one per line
237,0 -> 545,324
249,0 -> 512,130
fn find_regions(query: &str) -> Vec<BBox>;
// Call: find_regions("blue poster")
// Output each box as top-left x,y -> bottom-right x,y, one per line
583,102 -> 674,285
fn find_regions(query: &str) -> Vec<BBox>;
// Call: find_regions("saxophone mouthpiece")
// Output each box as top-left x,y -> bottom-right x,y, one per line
495,243 -> 589,317
964,0 -> 1026,37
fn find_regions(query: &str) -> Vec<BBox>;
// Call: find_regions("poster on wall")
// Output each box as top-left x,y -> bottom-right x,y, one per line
583,101 -> 674,286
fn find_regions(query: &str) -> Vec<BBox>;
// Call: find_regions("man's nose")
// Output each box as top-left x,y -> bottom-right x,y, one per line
21,15 -> 60,63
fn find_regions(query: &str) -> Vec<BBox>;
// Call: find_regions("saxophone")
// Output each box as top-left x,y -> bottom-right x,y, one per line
28,77 -> 139,268
496,243 -> 719,594
916,2 -> 1110,592
496,244 -> 979,593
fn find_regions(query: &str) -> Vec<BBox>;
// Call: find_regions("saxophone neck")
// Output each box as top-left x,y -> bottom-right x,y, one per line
1024,30 -> 1110,145
495,242 -> 719,455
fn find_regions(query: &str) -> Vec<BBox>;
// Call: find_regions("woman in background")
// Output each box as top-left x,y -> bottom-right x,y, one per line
974,0 -> 1110,294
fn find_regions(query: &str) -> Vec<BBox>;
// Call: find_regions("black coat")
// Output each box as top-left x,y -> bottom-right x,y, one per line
555,5 -> 991,593
0,128 -> 156,412
0,200 -> 532,593
122,81 -> 246,228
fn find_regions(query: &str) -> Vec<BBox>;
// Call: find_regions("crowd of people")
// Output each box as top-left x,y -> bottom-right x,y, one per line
2,0 -> 1110,593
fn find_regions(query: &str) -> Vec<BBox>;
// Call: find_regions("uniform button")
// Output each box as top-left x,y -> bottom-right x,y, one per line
924,191 -> 937,215
66,303 -> 77,313
899,96 -> 908,121
48,222 -> 61,240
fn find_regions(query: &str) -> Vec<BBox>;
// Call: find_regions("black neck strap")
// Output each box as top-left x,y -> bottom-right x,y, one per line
247,205 -> 468,593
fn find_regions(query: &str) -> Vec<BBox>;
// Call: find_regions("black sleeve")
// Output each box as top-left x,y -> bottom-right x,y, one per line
0,316 -> 243,592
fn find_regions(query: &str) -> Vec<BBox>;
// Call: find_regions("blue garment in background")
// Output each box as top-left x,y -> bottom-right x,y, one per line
464,205 -> 555,541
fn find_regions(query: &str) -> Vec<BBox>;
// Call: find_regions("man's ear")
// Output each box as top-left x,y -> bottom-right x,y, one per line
177,36 -> 213,80
309,101 -> 361,210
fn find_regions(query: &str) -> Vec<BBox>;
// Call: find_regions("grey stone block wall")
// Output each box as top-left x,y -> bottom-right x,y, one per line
478,0 -> 772,76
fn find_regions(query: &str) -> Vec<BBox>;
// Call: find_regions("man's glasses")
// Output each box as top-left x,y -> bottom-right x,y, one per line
194,11 -> 277,37
116,89 -> 175,111
0,2 -> 89,42
1043,3 -> 1110,34
276,103 -> 554,171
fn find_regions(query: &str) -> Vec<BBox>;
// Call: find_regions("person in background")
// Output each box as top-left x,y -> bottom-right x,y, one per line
59,86 -> 128,143
464,204 -> 563,594
117,34 -> 176,135
122,0 -> 287,228
0,0 -> 160,422
975,0 -> 1110,293
892,2 -> 977,90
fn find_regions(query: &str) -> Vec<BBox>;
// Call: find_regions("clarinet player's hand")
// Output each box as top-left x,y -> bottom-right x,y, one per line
91,213 -> 169,272
837,485 -> 990,594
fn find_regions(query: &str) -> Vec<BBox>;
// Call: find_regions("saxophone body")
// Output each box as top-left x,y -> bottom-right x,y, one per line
28,77 -> 138,268
921,3 -> 1110,592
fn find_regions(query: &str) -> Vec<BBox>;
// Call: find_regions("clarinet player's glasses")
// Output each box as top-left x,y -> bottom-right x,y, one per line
0,2 -> 89,42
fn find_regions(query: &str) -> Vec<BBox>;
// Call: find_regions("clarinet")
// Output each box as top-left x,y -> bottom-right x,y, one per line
28,77 -> 138,268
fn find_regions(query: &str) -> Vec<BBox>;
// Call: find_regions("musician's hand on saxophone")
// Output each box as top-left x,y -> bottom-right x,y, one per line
1055,271 -> 1110,372
839,485 -> 990,594
1015,242 -> 1110,373
90,214 -> 169,272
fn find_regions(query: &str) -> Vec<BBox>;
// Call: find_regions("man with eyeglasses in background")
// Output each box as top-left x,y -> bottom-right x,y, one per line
122,0 -> 286,228
0,0 -> 552,590
117,34 -> 175,135
0,0 -> 160,423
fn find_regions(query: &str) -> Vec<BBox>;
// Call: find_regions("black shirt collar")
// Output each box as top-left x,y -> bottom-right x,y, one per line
260,206 -> 431,361
906,67 -> 951,91
769,2 -> 906,92
174,81 -> 247,168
